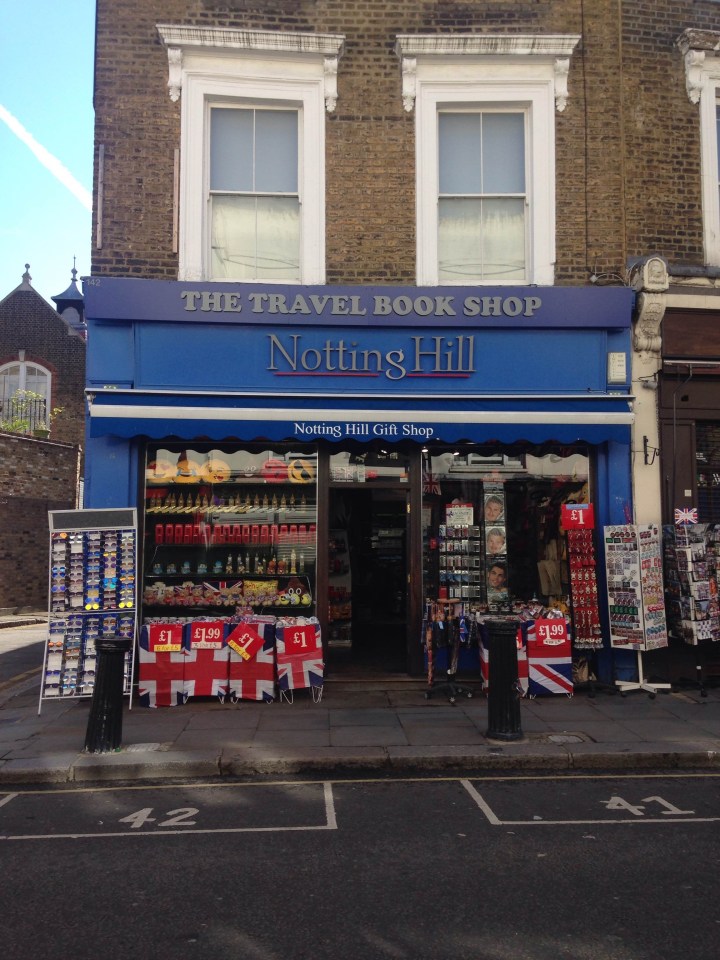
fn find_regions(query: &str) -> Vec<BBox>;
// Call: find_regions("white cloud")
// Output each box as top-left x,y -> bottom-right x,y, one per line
0,103 -> 92,211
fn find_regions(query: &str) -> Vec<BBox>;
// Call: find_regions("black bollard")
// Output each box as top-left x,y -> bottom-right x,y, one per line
485,619 -> 523,741
84,634 -> 132,753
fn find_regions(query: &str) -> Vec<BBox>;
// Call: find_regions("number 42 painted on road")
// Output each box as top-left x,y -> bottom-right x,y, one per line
118,808 -> 199,829
602,796 -> 694,817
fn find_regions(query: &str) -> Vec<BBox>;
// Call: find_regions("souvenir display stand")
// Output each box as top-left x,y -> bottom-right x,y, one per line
604,523 -> 671,698
41,509 -> 137,714
663,523 -> 720,695
560,505 -> 607,696
423,600 -> 476,702
137,614 -> 322,705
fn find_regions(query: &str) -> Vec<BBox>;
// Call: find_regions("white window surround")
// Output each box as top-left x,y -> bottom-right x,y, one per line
395,34 -> 580,287
157,25 -> 345,284
0,357 -> 51,403
678,29 -> 720,267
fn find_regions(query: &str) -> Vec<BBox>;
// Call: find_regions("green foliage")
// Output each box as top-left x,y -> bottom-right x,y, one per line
0,389 -> 63,436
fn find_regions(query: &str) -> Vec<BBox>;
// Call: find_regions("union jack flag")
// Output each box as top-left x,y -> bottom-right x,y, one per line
675,507 -> 699,526
138,624 -> 188,708
228,617 -> 276,702
526,621 -> 573,697
479,625 -> 528,696
422,470 -> 441,496
276,619 -> 324,696
183,646 -> 230,700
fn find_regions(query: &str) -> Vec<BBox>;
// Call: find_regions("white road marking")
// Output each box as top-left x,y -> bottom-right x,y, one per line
0,782 -> 338,841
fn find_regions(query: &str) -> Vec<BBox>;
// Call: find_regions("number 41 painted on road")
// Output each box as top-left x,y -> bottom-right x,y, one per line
602,796 -> 694,817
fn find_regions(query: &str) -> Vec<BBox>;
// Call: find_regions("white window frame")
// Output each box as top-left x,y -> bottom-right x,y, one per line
679,31 -> 720,266
0,357 -> 51,404
157,26 -> 345,284
395,35 -> 580,286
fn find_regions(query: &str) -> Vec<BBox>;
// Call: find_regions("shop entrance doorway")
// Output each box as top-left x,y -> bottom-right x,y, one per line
327,487 -> 409,675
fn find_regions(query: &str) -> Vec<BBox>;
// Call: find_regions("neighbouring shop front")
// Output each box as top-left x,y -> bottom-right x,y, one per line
658,307 -> 720,674
83,279 -> 635,683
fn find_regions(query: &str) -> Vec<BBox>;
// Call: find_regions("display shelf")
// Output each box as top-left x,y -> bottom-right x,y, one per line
328,529 -> 352,647
143,474 -> 318,620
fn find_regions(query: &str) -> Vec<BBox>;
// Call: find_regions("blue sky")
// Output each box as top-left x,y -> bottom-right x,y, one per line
0,1 -> 95,305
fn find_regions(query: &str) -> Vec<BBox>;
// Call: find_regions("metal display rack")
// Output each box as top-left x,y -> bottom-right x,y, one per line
39,508 -> 138,714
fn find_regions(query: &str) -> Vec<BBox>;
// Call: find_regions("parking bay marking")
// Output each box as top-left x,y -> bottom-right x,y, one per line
0,781 -> 337,841
460,779 -> 720,825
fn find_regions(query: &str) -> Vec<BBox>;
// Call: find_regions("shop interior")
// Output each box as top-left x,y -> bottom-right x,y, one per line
327,486 -> 409,675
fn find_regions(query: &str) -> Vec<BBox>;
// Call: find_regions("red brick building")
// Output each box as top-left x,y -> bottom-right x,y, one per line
0,267 -> 85,610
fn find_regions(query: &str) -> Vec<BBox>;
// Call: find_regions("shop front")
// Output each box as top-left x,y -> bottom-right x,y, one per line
84,279 -> 634,681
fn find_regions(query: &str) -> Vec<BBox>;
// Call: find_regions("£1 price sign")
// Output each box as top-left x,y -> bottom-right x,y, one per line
148,623 -> 184,652
285,624 -> 318,653
190,621 -> 225,649
226,623 -> 263,661
561,503 -> 595,530
534,618 -> 570,649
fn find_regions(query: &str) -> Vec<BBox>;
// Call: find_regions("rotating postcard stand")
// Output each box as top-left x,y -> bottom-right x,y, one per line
41,508 -> 138,714
604,523 -> 671,698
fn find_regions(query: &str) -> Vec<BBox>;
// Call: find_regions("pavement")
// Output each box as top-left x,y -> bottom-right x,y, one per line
1,614 -> 720,785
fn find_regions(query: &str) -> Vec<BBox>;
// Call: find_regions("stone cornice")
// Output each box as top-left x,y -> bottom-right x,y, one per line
394,34 -> 581,113
157,24 -> 345,111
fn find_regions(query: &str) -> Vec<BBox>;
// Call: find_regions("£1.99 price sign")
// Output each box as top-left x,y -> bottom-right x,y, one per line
533,618 -> 569,647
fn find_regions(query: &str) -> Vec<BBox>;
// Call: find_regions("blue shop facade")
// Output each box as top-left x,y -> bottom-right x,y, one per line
84,278 -> 635,678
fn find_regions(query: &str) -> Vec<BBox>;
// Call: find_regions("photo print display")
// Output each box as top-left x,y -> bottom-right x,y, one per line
483,493 -> 505,523
485,526 -> 507,555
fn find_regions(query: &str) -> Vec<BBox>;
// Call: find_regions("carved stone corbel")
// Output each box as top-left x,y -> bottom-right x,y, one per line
684,49 -> 706,105
633,292 -> 666,356
167,47 -> 182,102
554,58 -> 570,112
324,56 -> 339,112
401,56 -> 417,113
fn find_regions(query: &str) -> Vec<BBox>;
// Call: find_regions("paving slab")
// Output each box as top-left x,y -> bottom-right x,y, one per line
330,725 -> 409,747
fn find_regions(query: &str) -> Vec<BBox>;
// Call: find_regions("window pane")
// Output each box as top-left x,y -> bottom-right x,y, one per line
211,195 -> 257,280
211,195 -> 300,281
438,197 -> 525,281
481,198 -> 526,281
255,197 -> 300,280
25,364 -> 49,400
438,197 -> 483,280
210,109 -> 253,192
439,113 -> 482,194
0,364 -> 21,401
255,110 -> 298,193
482,113 -> 525,193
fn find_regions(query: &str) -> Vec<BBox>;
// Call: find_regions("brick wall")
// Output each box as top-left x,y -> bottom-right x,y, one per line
0,287 -> 86,448
92,0 -> 719,286
0,434 -> 80,610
